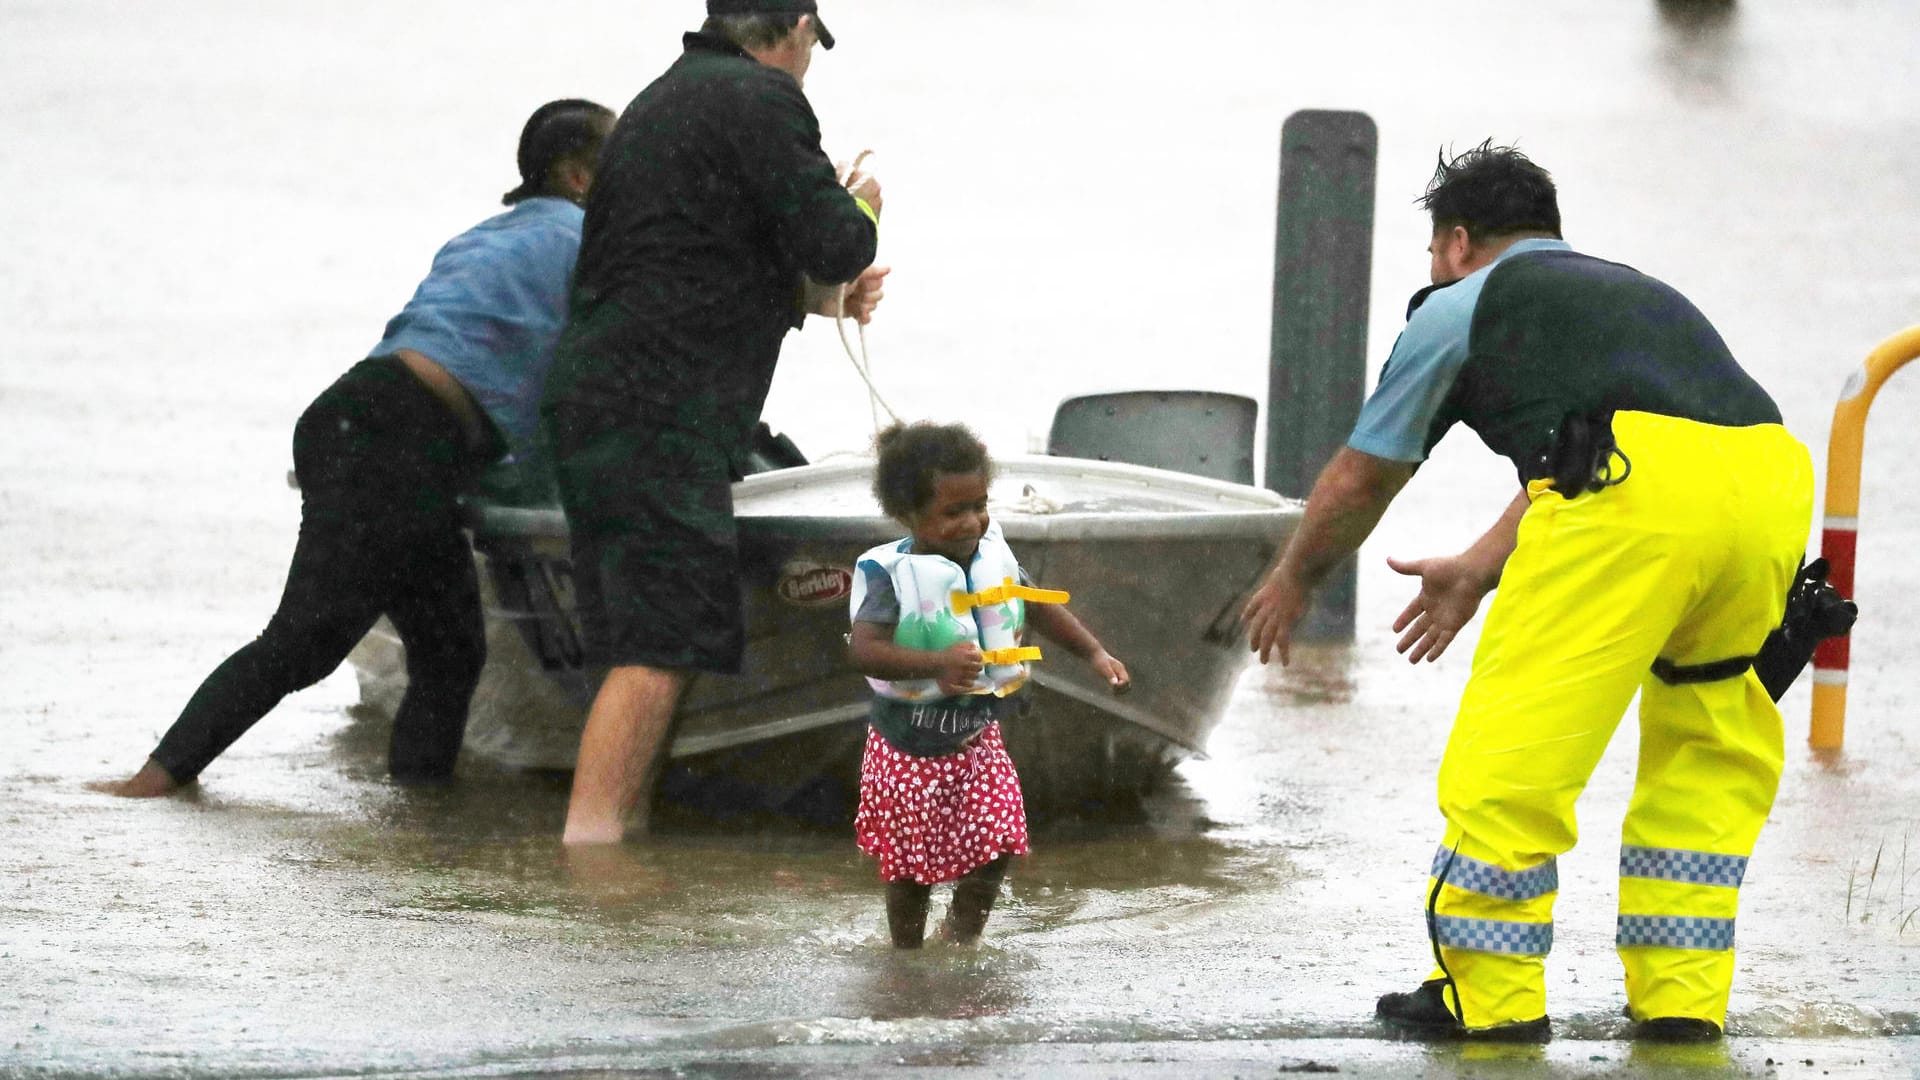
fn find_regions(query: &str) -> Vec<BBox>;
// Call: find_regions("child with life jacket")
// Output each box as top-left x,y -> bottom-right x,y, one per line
848,421 -> 1131,948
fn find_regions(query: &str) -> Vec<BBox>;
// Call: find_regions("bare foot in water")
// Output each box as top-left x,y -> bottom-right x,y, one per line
561,841 -> 672,904
933,912 -> 983,948
86,759 -> 183,798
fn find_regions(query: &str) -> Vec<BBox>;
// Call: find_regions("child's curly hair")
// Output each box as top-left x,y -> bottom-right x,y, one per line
871,421 -> 994,521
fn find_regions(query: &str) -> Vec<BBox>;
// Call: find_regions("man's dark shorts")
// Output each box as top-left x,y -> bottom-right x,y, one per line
545,402 -> 745,674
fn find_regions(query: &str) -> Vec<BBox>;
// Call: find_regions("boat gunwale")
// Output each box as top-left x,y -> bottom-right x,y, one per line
735,453 -> 1297,508
467,455 -> 1303,544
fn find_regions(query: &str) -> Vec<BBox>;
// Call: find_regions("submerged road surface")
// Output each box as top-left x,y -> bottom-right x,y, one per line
4,645 -> 1918,1076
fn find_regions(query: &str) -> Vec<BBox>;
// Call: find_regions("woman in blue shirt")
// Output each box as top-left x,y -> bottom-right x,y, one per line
93,99 -> 614,795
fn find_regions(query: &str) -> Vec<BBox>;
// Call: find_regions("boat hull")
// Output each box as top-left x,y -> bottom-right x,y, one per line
347,456 -> 1301,819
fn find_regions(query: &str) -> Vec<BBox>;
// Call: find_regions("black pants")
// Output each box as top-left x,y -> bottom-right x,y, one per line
151,357 -> 501,783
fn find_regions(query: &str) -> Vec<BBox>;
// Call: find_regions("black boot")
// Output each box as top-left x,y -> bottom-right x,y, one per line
1376,979 -> 1551,1042
1634,1016 -> 1722,1042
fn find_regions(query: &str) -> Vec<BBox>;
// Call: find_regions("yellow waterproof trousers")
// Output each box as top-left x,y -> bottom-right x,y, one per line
1423,412 -> 1813,1032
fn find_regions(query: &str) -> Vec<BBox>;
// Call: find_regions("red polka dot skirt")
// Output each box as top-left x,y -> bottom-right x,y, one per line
854,721 -> 1030,885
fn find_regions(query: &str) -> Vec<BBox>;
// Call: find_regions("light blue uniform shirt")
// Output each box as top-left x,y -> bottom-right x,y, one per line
368,197 -> 584,460
1348,238 -> 1572,463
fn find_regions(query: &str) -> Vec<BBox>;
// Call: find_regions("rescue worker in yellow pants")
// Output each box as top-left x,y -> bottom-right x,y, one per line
1242,141 -> 1816,1043
1431,413 -> 1810,1038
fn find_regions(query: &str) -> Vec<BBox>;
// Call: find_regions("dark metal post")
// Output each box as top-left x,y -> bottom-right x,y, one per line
1266,110 -> 1377,641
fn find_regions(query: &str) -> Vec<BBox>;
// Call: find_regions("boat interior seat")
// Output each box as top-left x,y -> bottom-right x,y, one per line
1046,390 -> 1258,485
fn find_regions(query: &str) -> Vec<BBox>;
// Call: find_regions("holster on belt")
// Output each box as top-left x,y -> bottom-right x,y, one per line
1546,410 -> 1629,499
1749,557 -> 1858,700
1651,557 -> 1858,701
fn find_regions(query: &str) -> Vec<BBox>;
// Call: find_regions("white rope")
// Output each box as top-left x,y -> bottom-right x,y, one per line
831,148 -> 899,432
835,291 -> 900,430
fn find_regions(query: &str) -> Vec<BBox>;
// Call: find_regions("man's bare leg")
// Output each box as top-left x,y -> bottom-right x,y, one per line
562,664 -> 686,845
86,758 -> 184,798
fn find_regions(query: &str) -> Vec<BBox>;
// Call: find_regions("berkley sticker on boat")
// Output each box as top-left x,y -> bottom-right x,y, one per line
776,561 -> 853,607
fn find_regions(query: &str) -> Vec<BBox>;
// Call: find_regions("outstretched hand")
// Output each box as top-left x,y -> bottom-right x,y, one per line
1091,650 -> 1131,694
1386,552 -> 1495,663
1241,566 -> 1311,666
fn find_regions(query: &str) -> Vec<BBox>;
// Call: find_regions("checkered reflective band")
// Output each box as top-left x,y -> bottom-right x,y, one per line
1616,914 -> 1736,951
1618,845 -> 1748,888
1431,847 -> 1560,900
1433,915 -> 1554,955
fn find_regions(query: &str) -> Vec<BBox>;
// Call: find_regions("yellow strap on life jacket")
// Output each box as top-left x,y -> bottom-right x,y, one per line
949,577 -> 1070,615
979,646 -> 1043,666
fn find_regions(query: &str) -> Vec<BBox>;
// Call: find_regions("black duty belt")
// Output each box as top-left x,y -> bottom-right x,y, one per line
1650,655 -> 1756,685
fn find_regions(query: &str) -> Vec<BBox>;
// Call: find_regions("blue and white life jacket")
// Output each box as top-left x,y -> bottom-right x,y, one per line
849,520 -> 1068,702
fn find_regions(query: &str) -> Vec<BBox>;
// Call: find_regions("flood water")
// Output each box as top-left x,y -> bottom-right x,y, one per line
4,1 -> 1920,1076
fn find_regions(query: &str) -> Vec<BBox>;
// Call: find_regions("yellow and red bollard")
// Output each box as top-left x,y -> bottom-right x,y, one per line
1811,325 -> 1920,749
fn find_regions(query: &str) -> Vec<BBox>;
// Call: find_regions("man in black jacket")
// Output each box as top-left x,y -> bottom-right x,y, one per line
542,0 -> 886,845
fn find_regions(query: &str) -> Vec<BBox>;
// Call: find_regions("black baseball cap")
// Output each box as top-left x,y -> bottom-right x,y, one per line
706,0 -> 834,49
